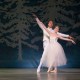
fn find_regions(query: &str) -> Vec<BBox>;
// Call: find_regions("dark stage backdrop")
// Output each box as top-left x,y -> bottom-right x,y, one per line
0,0 -> 80,68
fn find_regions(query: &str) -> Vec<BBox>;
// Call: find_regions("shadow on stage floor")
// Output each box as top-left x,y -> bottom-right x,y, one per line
0,68 -> 80,80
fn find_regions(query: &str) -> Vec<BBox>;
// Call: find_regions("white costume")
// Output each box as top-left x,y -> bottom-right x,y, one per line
35,18 -> 69,72
41,35 -> 67,68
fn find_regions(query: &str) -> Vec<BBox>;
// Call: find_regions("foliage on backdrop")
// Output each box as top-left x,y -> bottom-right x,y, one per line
0,0 -> 80,68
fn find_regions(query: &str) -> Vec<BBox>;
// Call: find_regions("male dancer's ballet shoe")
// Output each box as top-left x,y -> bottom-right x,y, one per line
37,69 -> 40,73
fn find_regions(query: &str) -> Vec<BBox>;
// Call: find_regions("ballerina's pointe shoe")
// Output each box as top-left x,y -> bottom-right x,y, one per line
47,70 -> 51,73
50,70 -> 57,73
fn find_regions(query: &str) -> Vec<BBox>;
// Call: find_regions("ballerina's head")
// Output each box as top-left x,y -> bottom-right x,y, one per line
54,26 -> 60,33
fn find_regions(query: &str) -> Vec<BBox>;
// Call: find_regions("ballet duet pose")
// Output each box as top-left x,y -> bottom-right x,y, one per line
32,14 -> 75,73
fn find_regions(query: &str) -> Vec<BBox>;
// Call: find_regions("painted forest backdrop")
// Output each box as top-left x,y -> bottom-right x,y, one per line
0,0 -> 80,68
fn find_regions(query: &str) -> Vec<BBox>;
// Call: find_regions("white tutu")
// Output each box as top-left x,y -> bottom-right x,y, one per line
41,37 -> 67,68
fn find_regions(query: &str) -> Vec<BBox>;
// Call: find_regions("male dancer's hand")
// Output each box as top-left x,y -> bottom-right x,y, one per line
68,35 -> 74,40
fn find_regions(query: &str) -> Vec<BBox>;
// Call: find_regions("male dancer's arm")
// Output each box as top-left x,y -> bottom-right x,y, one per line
57,32 -> 69,37
57,32 -> 73,39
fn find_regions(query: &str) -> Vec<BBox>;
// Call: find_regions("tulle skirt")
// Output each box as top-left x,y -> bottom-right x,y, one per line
41,41 -> 67,68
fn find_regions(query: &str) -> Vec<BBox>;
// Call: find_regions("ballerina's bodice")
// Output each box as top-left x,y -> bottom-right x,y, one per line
49,36 -> 58,43
49,32 -> 58,43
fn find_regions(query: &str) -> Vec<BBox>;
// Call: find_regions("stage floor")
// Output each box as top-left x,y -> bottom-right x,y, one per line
0,68 -> 80,80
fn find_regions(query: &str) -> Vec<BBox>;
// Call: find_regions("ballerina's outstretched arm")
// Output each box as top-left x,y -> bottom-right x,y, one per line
32,13 -> 50,35
58,35 -> 76,44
